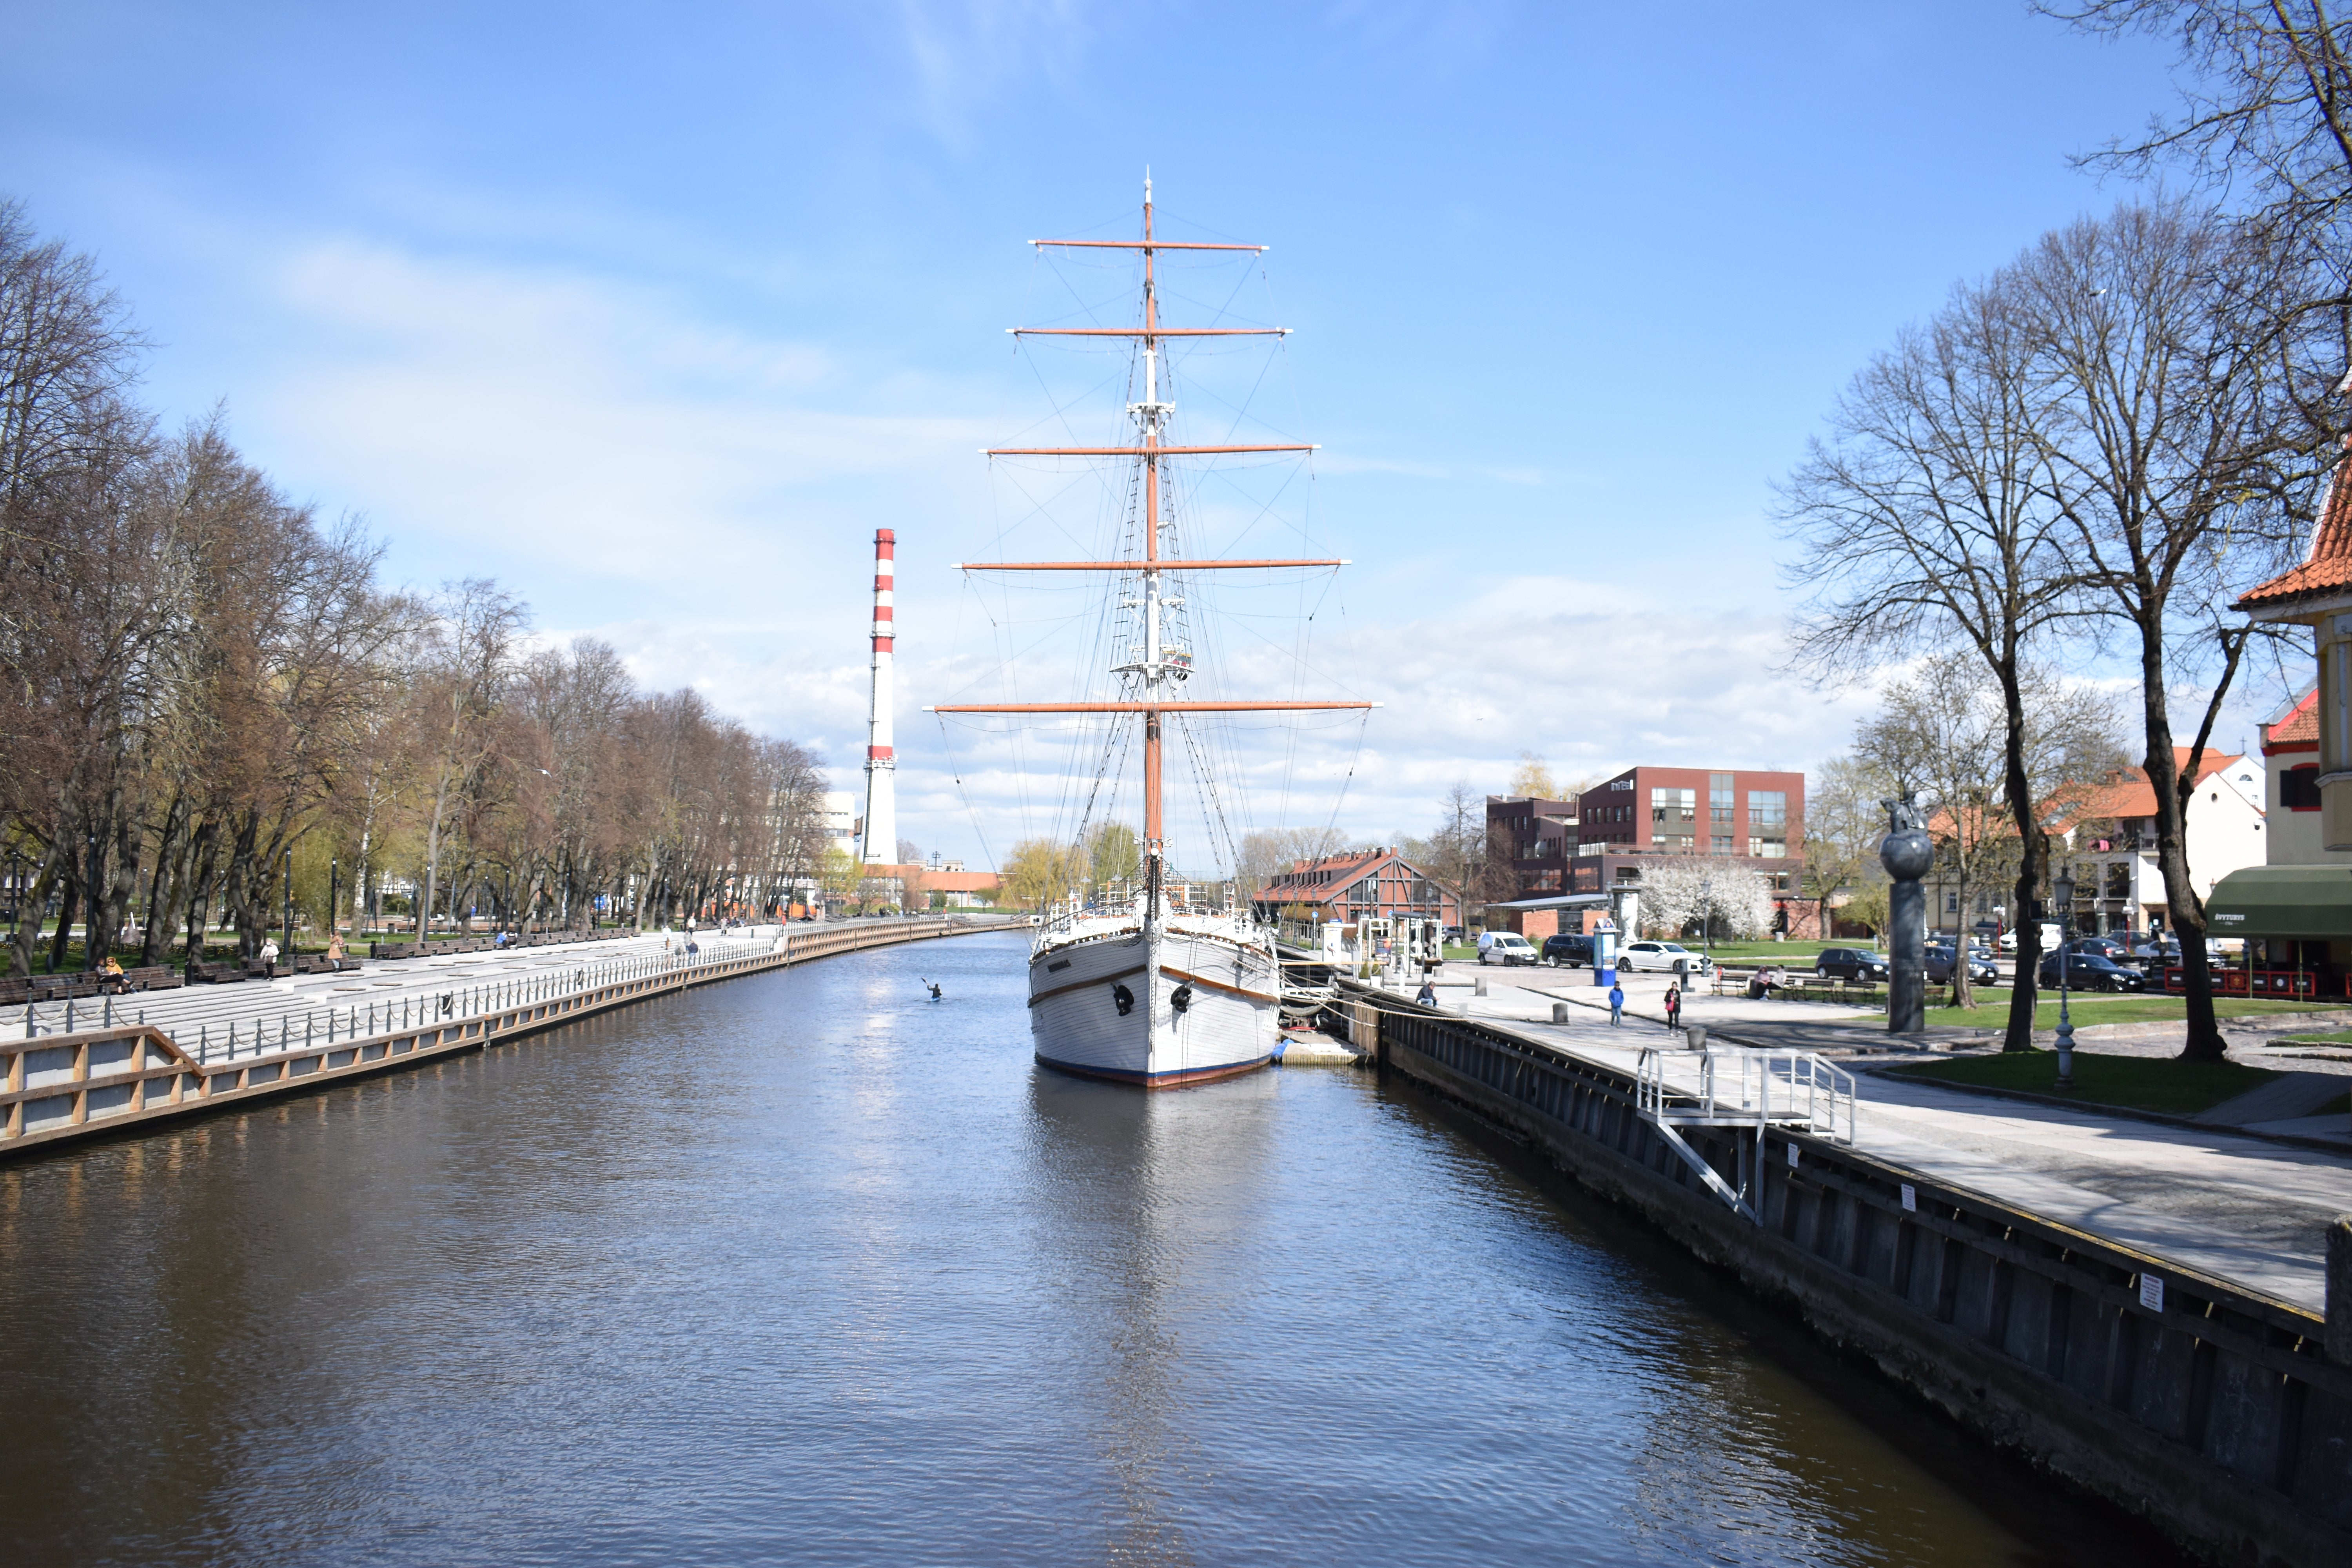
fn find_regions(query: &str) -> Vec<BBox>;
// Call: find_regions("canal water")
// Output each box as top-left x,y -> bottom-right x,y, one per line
0,932 -> 2184,1566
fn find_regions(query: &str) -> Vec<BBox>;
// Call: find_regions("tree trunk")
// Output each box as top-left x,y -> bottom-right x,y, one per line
8,844 -> 63,980
142,788 -> 191,967
420,771 -> 450,940
2142,665 -> 2225,1059
1998,665 -> 2044,1053
49,867 -> 78,972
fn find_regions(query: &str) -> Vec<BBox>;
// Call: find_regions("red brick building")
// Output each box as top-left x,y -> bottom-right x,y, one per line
1252,846 -> 1461,927
1486,765 -> 1810,938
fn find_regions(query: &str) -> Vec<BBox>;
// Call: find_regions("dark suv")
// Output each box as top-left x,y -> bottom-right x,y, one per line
2038,951 -> 2145,992
2063,936 -> 2134,963
1541,933 -> 1595,968
1815,947 -> 1890,982
1925,944 -> 1999,985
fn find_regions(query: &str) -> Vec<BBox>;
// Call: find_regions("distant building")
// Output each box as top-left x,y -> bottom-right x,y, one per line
1926,751 -> 2263,938
2258,685 -> 2352,867
1486,766 -> 1808,939
1251,846 -> 1460,928
820,790 -> 860,851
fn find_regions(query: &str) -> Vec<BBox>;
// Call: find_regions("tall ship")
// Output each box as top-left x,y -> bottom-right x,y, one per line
931,180 -> 1368,1087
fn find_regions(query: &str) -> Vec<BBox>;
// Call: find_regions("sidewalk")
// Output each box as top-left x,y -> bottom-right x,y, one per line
1387,964 -> 2352,1312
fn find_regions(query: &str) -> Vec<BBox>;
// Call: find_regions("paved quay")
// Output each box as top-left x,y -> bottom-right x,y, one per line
6,927 -> 796,1057
1399,962 -> 2352,1311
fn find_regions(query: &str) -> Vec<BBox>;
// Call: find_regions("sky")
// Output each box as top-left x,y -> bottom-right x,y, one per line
0,1 -> 2263,872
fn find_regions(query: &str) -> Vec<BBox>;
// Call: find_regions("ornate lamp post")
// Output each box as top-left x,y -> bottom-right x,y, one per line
2053,870 -> 2076,1089
1879,793 -> 1933,1034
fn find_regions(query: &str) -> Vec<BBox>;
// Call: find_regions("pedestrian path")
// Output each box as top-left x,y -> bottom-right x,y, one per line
1385,965 -> 2352,1312
5,930 -> 774,1062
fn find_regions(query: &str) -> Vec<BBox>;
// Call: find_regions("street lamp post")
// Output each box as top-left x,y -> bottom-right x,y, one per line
281,849 -> 294,957
328,858 -> 339,942
2053,870 -> 2076,1090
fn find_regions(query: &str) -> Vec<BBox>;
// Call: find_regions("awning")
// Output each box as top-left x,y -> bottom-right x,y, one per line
2204,865 -> 2352,938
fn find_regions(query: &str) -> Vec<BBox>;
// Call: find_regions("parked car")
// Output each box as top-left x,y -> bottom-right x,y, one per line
1997,922 -> 2063,955
1617,940 -> 1713,975
1924,945 -> 1999,985
1479,933 -> 1538,967
1540,933 -> 1595,968
1814,946 -> 1890,982
2063,936 -> 2133,962
2129,935 -> 2182,962
2037,951 -> 2146,992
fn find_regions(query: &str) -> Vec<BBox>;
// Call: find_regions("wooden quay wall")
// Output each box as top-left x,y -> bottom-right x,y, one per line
0,918 -> 1000,1161
1337,983 -> 2352,1568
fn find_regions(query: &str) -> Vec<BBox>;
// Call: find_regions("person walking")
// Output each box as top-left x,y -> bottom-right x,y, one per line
1608,977 -> 1624,1027
1664,982 -> 1681,1033
259,936 -> 280,977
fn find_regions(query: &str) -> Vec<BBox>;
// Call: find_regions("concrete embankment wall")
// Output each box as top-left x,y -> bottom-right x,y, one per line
0,919 -> 999,1161
1340,987 -> 2351,1568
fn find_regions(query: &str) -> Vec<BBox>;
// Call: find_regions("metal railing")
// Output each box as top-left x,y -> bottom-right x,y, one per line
13,934 -> 775,1052
1635,1046 -> 1856,1145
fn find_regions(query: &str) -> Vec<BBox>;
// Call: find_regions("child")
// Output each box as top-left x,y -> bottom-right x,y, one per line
1608,978 -> 1625,1027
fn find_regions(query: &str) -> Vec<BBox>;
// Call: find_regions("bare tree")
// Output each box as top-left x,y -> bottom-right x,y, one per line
1780,266 -> 2087,1050
2018,201 -> 2318,1056
1797,755 -> 1890,942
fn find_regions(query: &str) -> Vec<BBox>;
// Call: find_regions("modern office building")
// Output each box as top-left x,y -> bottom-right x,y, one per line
1486,766 -> 1807,939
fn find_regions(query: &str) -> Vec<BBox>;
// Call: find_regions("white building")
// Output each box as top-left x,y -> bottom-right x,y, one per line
2258,685 -> 2352,867
2057,750 -> 2266,936
820,790 -> 860,853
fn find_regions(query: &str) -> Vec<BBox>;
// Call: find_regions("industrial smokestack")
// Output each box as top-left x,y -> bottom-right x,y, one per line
862,528 -> 897,866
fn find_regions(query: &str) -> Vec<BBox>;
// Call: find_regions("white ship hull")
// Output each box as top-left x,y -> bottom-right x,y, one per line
1029,914 -> 1279,1087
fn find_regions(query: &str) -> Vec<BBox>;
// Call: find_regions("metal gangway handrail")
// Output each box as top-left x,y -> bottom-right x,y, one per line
1637,1046 -> 1857,1143
1635,1045 -> 1857,1221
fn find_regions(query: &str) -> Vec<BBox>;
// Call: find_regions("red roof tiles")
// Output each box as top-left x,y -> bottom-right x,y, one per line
2238,439 -> 2352,611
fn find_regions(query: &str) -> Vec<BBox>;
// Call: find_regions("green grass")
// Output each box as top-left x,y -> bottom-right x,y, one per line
1704,940 -> 1849,960
1922,991 -> 2349,1029
2277,1028 -> 2352,1045
1887,1050 -> 2284,1116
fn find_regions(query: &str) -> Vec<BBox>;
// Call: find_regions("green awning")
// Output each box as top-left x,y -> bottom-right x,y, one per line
2205,865 -> 2352,938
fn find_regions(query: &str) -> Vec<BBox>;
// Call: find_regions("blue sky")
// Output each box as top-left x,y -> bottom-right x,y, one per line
2,2 -> 2236,867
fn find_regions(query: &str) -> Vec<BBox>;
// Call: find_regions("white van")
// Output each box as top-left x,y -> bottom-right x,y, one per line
1479,933 -> 1537,967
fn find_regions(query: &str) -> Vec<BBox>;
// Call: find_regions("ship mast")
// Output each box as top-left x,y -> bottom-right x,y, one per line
931,178 -> 1373,916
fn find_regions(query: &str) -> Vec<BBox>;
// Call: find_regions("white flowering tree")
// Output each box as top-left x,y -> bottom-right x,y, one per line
1635,860 -> 1774,941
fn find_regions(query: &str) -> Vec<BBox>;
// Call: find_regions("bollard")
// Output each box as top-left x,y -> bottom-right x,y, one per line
1474,976 -> 1488,998
2330,1217 -> 2352,1367
1552,1002 -> 1570,1024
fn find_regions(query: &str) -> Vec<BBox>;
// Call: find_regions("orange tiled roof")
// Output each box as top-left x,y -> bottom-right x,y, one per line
2238,439 -> 2352,610
1929,751 -> 2243,838
2262,686 -> 2319,753
2058,750 -> 2241,824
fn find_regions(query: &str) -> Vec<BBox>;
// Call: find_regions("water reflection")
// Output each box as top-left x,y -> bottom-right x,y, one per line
0,933 -> 2182,1567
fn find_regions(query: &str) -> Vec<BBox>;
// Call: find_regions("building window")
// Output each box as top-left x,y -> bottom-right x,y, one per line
2283,765 -> 2321,811
1710,773 -> 1733,828
1651,787 -> 1695,826
1747,790 -> 1787,859
1749,838 -> 1787,858
1711,834 -> 1732,854
1945,892 -> 1959,913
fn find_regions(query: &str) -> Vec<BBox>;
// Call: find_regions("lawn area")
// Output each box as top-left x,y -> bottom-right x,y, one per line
1922,991 -> 2351,1029
2276,1028 -> 2352,1045
1886,1050 -> 2284,1116
1704,940 -> 1845,961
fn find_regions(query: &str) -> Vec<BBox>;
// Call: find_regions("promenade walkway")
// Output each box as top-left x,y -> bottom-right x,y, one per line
1404,962 -> 2352,1312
